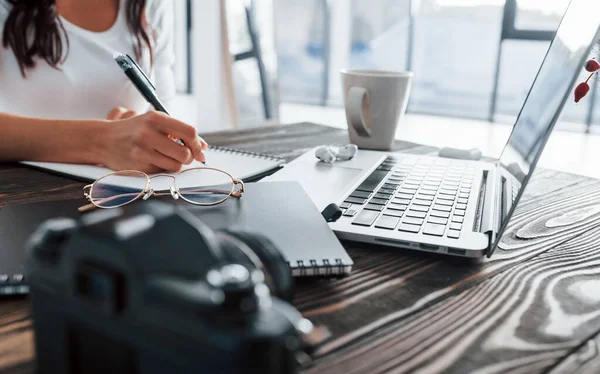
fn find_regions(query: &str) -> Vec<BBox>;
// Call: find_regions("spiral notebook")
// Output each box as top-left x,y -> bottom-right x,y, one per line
184,181 -> 353,276
0,181 -> 352,295
21,146 -> 286,188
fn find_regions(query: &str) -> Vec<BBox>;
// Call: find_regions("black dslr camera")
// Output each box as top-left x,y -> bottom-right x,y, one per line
27,201 -> 318,374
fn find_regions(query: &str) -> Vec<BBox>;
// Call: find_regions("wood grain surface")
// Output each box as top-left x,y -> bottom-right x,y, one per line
1,123 -> 600,374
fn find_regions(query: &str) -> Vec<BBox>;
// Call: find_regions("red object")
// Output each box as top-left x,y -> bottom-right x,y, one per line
586,59 -> 600,72
574,82 -> 590,103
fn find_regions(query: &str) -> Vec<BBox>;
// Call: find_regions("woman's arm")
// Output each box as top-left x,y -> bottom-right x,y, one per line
0,111 -> 207,173
0,113 -> 105,164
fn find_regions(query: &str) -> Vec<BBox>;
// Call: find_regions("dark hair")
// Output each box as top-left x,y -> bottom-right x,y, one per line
2,0 -> 153,77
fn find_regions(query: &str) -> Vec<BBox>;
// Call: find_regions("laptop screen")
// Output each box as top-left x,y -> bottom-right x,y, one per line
496,0 -> 600,234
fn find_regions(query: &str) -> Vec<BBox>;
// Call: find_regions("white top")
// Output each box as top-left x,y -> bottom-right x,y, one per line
0,0 -> 176,120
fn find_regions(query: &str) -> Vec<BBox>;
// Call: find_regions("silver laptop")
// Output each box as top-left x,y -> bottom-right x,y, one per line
266,0 -> 600,258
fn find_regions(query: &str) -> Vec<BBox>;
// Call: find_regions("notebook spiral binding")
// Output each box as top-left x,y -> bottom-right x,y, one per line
208,145 -> 285,163
288,258 -> 351,277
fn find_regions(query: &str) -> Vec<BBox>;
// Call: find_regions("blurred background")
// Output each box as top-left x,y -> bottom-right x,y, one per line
170,0 -> 600,133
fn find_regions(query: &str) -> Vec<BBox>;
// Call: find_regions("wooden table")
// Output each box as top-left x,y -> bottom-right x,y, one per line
1,122 -> 600,374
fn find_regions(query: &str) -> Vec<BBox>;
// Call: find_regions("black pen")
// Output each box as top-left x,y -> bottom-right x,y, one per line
113,52 -> 206,164
113,53 -> 187,141
113,52 -> 172,112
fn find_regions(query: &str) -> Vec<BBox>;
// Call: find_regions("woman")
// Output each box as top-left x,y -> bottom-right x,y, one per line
0,0 -> 206,173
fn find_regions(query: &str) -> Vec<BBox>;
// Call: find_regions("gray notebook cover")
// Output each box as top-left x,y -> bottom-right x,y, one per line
184,181 -> 353,276
0,181 -> 352,293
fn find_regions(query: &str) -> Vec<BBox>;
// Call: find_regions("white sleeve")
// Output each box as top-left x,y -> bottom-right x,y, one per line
148,0 -> 177,108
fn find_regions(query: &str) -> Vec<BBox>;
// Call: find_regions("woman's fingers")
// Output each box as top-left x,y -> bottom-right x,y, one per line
120,110 -> 137,119
101,111 -> 206,172
107,107 -> 137,120
107,107 -> 126,120
146,130 -> 194,165
144,149 -> 184,173
146,112 -> 208,161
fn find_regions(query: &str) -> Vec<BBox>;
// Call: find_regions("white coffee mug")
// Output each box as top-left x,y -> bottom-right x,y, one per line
341,70 -> 413,150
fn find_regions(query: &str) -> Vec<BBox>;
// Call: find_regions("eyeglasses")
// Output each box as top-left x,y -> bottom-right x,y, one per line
79,167 -> 245,213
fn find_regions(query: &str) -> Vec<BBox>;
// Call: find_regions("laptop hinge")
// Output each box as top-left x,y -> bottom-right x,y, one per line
478,167 -> 500,256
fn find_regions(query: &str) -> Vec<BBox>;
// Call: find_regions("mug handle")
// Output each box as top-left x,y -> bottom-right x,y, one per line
347,86 -> 372,137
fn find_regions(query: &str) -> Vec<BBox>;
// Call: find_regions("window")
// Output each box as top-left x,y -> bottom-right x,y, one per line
171,0 -> 279,126
275,0 -> 597,129
172,0 -> 191,93
275,0 -> 327,105
409,1 -> 503,119
227,0 -> 279,125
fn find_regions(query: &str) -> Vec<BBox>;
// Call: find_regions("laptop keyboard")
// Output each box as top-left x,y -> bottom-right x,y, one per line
342,156 -> 475,239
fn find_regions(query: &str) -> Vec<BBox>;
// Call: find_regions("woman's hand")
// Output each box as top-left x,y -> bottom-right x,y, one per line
98,107 -> 208,173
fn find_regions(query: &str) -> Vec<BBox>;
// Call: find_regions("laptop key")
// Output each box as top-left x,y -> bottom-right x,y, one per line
459,193 -> 469,199
374,193 -> 392,200
416,194 -> 434,201
399,185 -> 418,192
457,198 -> 468,204
410,205 -> 429,212
393,198 -> 412,205
406,210 -> 427,219
418,189 -> 437,196
340,202 -> 352,209
396,192 -> 413,200
435,199 -> 453,206
428,216 -> 448,225
398,223 -> 421,233
364,204 -> 385,212
452,216 -> 464,223
447,230 -> 460,239
450,222 -> 462,230
433,204 -> 452,212
403,217 -> 424,226
343,209 -> 357,217
350,190 -> 372,199
375,216 -> 400,230
430,210 -> 450,218
423,223 -> 446,236
344,197 -> 368,205
369,198 -> 389,206
380,188 -> 396,195
454,210 -> 465,217
352,210 -> 380,226
456,203 -> 467,210
403,183 -> 420,190
413,199 -> 432,206
383,209 -> 403,217
437,194 -> 454,201
398,188 -> 417,195
356,170 -> 390,192
439,190 -> 457,196
388,203 -> 409,211
441,185 -> 458,191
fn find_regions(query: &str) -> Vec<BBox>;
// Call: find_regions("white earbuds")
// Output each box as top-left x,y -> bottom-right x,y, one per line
315,144 -> 358,163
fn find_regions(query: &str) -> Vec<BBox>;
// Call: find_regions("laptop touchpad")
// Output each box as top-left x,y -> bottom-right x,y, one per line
268,162 -> 364,211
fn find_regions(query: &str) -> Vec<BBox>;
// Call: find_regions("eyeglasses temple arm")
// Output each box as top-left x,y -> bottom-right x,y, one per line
79,191 -> 144,212
78,203 -> 97,213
